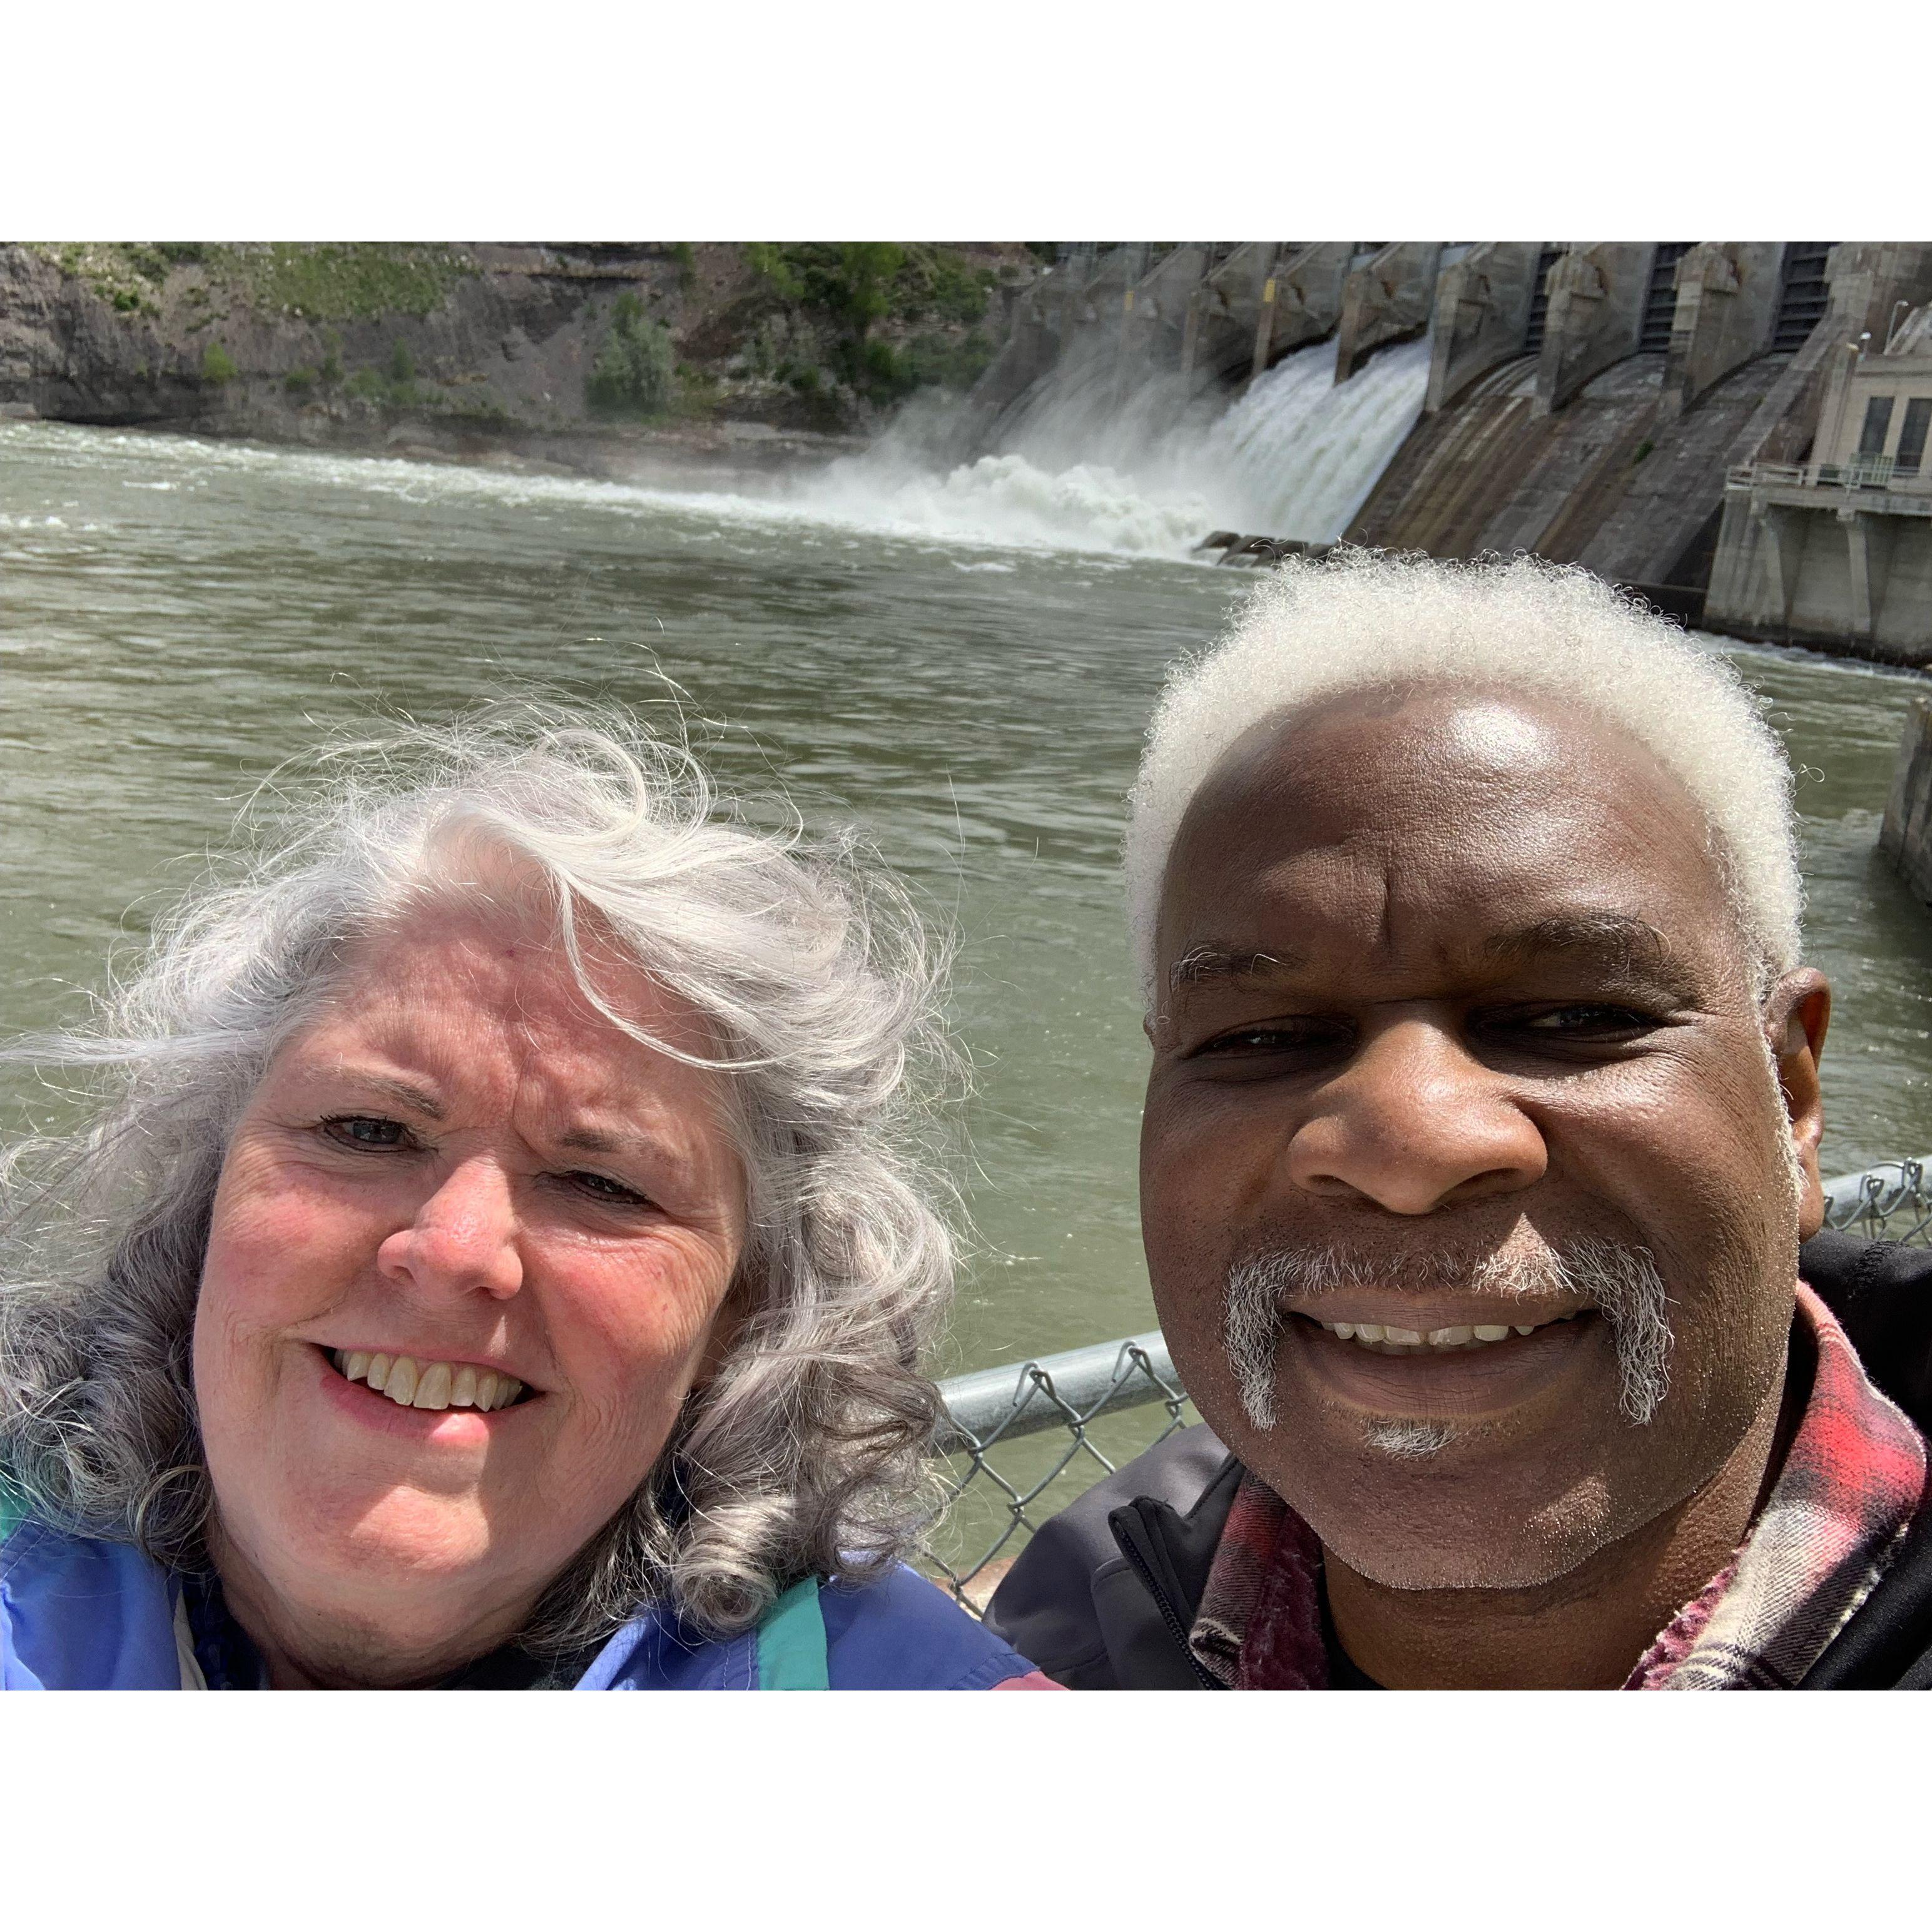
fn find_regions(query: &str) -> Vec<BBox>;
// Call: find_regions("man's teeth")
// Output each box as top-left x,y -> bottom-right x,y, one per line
1317,1313 -> 1581,1352
333,1350 -> 524,1411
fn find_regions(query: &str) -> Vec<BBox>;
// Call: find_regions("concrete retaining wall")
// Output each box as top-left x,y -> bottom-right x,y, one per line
1706,491 -> 1932,663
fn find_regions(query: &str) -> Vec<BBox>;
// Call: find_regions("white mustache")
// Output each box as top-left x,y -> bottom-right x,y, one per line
1223,1234 -> 1673,1431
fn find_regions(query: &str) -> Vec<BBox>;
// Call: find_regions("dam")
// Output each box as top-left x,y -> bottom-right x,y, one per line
957,242 -> 1932,658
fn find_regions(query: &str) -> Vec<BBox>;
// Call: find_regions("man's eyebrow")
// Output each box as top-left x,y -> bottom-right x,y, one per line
1167,944 -> 1304,994
1482,914 -> 1697,985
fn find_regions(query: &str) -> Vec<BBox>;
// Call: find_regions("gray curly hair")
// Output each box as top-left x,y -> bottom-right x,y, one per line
0,703 -> 957,1652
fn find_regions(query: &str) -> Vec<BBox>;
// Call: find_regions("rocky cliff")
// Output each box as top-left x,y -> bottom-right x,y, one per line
0,242 -> 1040,477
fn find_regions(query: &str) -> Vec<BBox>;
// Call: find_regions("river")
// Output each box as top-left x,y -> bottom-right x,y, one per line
4,419 -> 1931,1376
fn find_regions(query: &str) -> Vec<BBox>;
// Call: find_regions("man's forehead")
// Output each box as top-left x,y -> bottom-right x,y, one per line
1157,684 -> 1739,985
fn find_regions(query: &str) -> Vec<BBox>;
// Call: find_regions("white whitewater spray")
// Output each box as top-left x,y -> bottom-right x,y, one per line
793,334 -> 1432,560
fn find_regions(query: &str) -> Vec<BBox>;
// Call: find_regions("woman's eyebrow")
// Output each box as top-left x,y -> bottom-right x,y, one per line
552,1122 -> 706,1177
317,1069 -> 446,1118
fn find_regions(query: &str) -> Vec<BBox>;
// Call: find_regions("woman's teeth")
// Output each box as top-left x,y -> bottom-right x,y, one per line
1316,1313 -> 1580,1354
332,1350 -> 523,1411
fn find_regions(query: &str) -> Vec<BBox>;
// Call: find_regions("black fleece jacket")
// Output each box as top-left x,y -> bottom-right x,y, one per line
984,1232 -> 1932,1689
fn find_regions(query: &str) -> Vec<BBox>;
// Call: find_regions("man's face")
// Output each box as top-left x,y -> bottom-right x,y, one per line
1140,686 -> 1828,1589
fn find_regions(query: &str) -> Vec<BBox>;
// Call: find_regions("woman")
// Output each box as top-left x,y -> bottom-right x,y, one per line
0,706 -> 1050,1689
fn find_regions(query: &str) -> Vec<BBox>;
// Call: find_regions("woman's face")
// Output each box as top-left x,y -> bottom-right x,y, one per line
193,906 -> 748,1685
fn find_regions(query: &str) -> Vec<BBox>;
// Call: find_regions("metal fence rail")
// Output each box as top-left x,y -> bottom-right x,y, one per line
925,1156 -> 1932,1612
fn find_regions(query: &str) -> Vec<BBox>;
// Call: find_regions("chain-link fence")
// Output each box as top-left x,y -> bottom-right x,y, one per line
1821,1156 -> 1932,1244
924,1156 -> 1932,1613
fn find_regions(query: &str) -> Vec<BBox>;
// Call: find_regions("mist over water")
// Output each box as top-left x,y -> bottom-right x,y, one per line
3,418 -> 1931,1373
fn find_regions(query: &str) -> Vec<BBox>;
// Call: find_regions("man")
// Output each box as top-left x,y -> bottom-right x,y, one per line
987,550 -> 1932,1689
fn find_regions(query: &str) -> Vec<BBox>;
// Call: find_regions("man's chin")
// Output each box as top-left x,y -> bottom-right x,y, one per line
1314,1508 -> 1617,1593
1261,1429 -> 1635,1592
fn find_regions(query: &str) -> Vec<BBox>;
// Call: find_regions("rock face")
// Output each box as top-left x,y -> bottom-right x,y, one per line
0,242 -> 1035,474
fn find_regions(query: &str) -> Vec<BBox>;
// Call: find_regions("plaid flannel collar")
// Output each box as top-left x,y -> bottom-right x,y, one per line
1188,1282 -> 1928,1690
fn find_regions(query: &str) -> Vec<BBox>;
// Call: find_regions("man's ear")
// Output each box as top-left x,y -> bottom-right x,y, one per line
1766,968 -> 1831,1239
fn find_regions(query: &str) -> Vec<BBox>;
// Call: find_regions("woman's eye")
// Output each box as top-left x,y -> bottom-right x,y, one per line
320,1115 -> 410,1149
566,1170 -> 653,1208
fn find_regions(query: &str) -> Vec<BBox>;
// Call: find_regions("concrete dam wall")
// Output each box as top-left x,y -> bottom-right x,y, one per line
963,242 -> 1932,656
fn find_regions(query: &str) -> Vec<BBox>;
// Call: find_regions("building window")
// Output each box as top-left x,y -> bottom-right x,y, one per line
1899,397 -> 1931,477
1858,394 -> 1896,456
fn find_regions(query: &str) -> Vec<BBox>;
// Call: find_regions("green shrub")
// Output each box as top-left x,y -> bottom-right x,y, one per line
284,367 -> 315,397
111,288 -> 142,313
389,339 -> 415,384
671,241 -> 697,287
586,292 -> 676,419
746,243 -> 995,394
201,343 -> 239,385
319,339 -> 343,386
916,249 -> 992,324
347,366 -> 420,407
230,243 -> 468,320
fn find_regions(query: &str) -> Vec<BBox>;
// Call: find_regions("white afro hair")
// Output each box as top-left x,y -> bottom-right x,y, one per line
1125,549 -> 1802,1002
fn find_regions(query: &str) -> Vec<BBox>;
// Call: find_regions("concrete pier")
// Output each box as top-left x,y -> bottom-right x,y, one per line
1660,243 -> 1787,421
1335,243 -> 1442,384
1535,245 -> 1654,414
1251,243 -> 1354,374
1181,243 -> 1277,386
1881,700 -> 1932,902
1426,242 -> 1544,413
1118,244 -> 1212,391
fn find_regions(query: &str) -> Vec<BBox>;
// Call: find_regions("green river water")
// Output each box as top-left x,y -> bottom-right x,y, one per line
4,420 -> 1931,1381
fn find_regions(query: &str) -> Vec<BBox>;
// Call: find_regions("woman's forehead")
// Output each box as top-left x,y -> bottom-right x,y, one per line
312,908 -> 721,1080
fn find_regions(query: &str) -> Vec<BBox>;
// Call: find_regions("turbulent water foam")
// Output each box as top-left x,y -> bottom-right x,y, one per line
793,335 -> 1433,559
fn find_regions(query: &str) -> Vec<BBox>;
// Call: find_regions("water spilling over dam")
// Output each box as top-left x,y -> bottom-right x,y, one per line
793,320 -> 1431,561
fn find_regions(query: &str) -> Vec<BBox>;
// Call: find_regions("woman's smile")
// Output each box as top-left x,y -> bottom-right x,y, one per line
310,1343 -> 542,1443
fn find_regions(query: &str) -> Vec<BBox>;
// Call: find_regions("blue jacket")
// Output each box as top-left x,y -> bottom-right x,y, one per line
0,1510 -> 1044,1690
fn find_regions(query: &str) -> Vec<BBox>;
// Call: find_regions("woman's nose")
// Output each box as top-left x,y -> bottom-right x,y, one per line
1284,1017 -> 1548,1214
376,1157 -> 524,1301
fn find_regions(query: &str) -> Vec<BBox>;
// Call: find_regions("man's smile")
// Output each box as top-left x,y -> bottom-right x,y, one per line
1301,1306 -> 1589,1355
1280,1306 -> 1608,1418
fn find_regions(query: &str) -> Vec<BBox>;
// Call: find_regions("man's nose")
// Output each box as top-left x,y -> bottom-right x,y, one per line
376,1157 -> 525,1301
1284,1017 -> 1547,1214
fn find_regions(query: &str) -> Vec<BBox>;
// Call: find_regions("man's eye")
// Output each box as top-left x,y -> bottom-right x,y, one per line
321,1115 -> 410,1149
1515,1005 -> 1658,1038
1192,1020 -> 1350,1057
